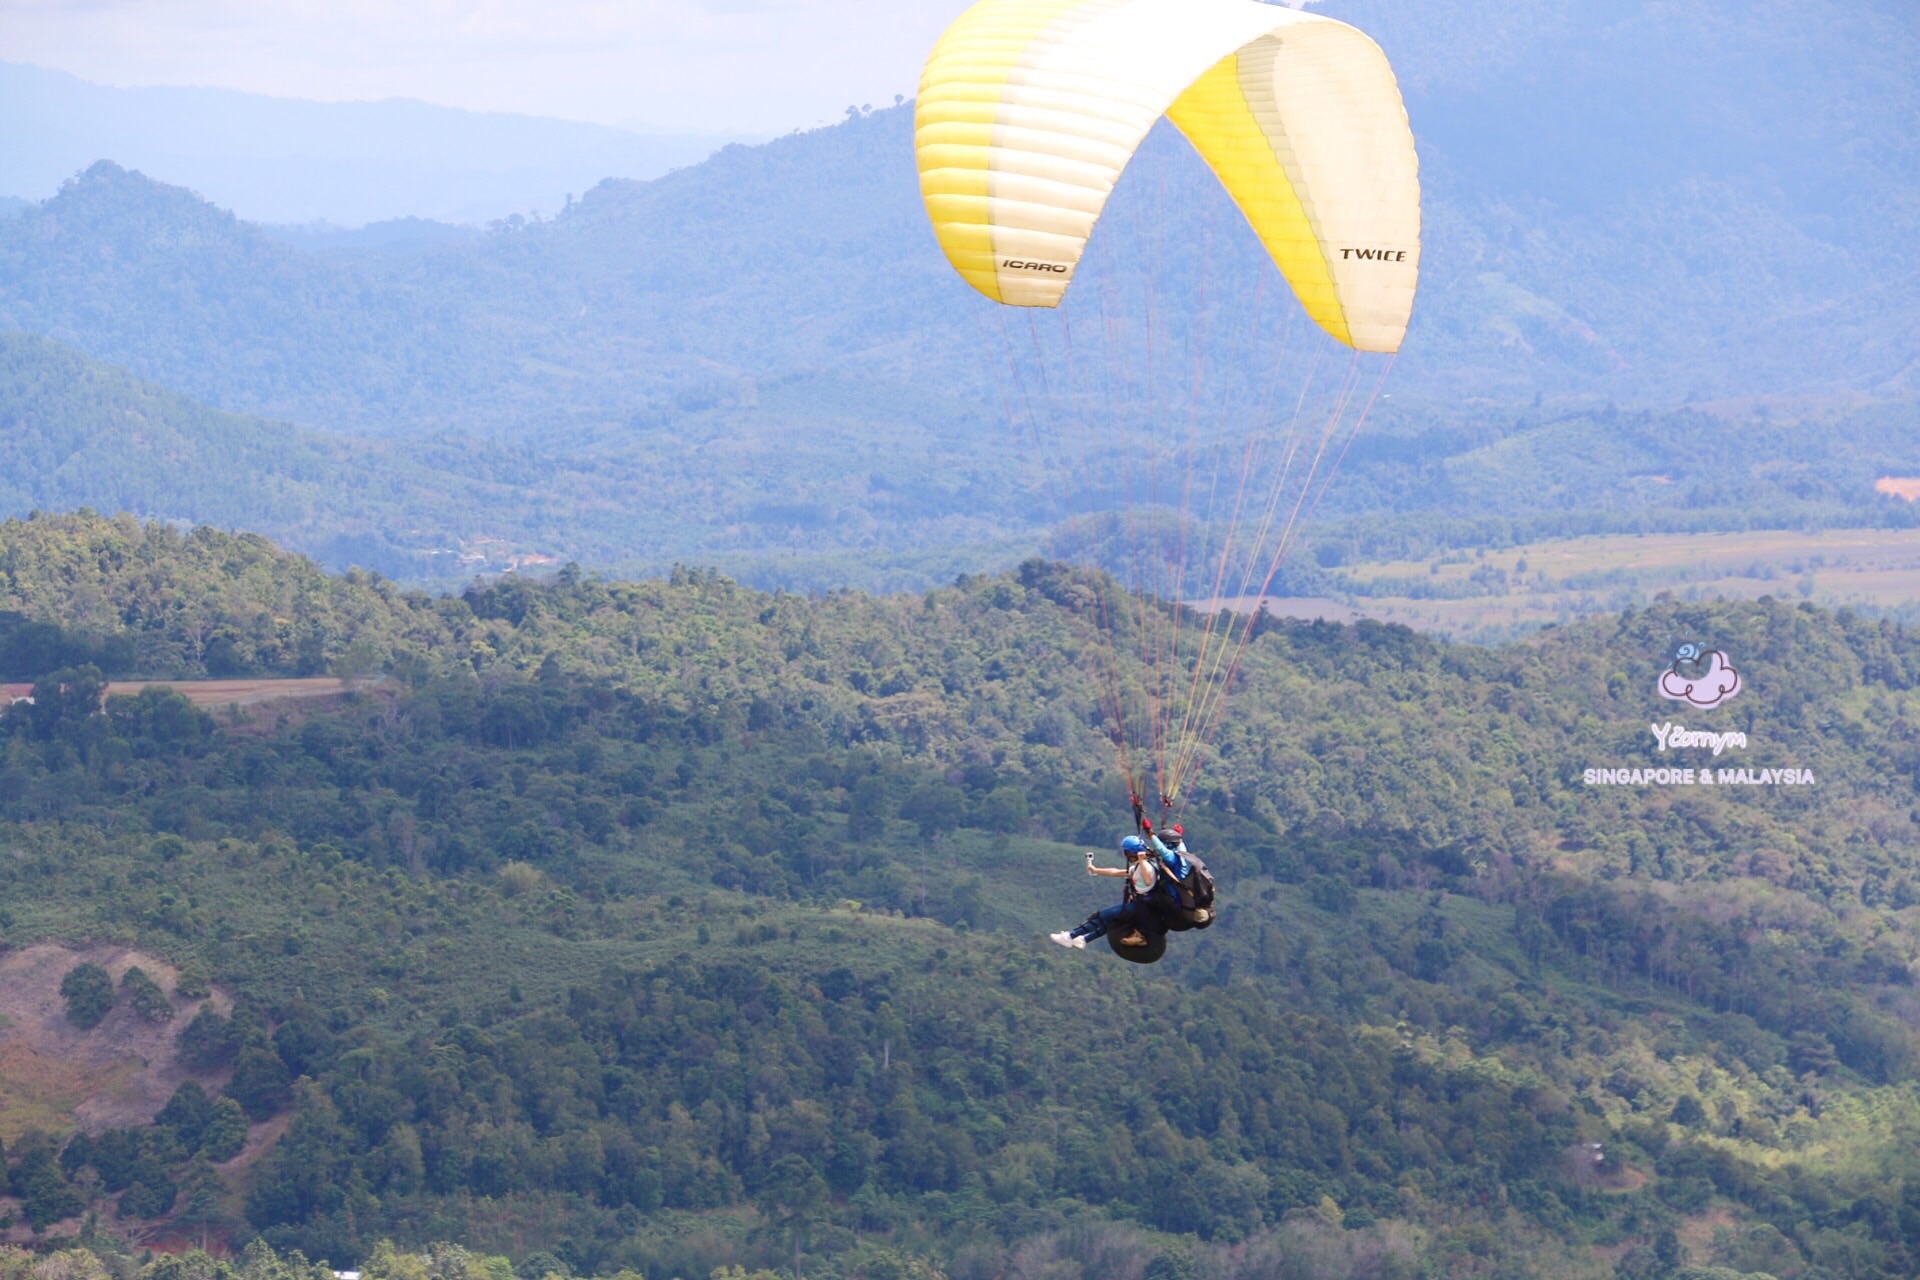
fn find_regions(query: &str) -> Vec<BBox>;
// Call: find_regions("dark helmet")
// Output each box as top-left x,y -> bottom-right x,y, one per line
1120,835 -> 1148,856
1168,824 -> 1185,843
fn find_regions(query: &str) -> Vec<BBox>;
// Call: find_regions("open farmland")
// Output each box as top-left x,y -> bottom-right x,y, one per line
1212,528 -> 1920,641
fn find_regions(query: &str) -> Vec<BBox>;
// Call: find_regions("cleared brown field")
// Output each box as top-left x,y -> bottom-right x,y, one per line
106,677 -> 354,707
0,944 -> 233,1147
1876,476 -> 1920,502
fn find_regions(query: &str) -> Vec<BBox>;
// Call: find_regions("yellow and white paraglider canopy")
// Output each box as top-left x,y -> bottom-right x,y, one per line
915,0 -> 1421,353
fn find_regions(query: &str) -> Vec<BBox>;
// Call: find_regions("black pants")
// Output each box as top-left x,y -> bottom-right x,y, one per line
1073,898 -> 1165,942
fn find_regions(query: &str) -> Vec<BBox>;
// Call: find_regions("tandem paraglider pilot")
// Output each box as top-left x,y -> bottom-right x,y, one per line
1050,824 -> 1214,965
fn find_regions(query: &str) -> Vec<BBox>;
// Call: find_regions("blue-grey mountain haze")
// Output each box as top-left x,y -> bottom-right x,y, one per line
0,61 -> 751,225
0,0 -> 1913,590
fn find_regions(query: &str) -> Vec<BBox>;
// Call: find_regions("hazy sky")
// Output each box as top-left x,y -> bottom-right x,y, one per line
0,0 -> 970,135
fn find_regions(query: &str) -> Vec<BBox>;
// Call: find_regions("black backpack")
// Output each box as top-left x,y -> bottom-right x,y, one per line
1185,854 -> 1216,910
1162,852 -> 1217,928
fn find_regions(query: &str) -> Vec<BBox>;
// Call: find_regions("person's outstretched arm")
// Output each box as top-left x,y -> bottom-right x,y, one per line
1146,833 -> 1187,877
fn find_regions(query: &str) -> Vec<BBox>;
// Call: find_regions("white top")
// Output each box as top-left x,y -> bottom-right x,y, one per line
1128,860 -> 1157,895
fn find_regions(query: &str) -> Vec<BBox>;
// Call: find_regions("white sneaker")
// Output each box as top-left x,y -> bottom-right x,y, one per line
1049,931 -> 1086,950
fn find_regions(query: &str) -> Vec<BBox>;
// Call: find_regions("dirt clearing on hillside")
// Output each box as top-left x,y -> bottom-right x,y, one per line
106,677 -> 357,707
0,943 -> 232,1143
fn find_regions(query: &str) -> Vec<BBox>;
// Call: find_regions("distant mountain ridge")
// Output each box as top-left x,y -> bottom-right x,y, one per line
1,0 -> 1913,448
0,60 -> 748,225
0,0 -> 1914,594
1343,0 -> 1920,398
260,217 -> 482,256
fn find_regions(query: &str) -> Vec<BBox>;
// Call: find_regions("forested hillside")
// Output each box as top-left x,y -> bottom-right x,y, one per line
0,333 -> 495,579
5,331 -> 1914,596
0,336 -> 1029,588
0,333 -> 779,582
1,514 -> 1918,1279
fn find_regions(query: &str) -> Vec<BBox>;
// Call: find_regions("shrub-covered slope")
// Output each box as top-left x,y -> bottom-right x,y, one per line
1,515 -> 1918,1277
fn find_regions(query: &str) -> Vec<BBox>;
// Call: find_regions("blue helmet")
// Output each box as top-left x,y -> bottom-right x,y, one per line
1120,835 -> 1148,856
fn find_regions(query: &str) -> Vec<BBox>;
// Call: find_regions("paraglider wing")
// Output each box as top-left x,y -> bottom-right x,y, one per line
915,0 -> 1421,352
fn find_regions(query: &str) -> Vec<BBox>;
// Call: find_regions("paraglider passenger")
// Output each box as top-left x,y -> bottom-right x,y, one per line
1049,836 -> 1166,950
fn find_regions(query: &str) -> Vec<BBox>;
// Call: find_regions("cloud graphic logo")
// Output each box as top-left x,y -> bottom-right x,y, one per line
1659,648 -> 1741,709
